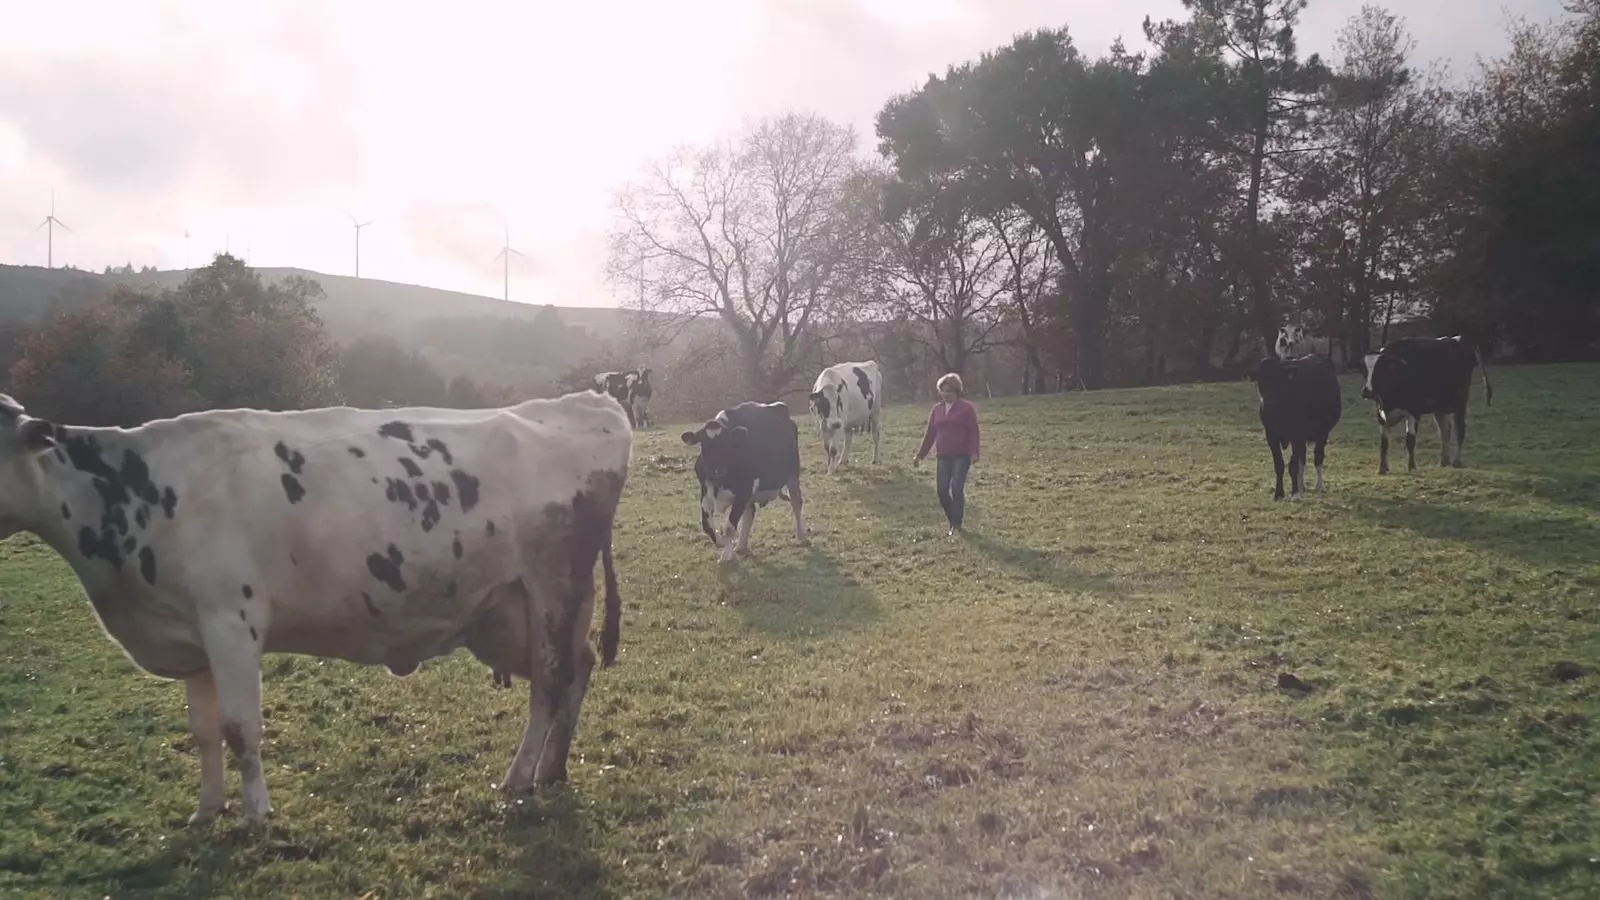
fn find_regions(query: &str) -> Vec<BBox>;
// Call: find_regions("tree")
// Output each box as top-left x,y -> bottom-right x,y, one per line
870,175 -> 1011,376
876,30 -> 1157,389
9,290 -> 202,426
606,112 -> 873,398
1429,2 -> 1600,360
338,336 -> 450,408
7,254 -> 343,425
1147,0 -> 1331,353
1287,6 -> 1448,361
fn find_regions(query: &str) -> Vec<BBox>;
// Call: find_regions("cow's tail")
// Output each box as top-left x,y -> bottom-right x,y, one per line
599,540 -> 622,667
1475,345 -> 1493,407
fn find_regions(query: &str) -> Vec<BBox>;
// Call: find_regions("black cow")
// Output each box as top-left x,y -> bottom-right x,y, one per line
1254,354 -> 1344,501
680,401 -> 807,564
1361,336 -> 1493,473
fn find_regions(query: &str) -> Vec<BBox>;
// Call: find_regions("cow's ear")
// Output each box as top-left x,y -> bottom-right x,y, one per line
680,431 -> 700,446
18,417 -> 57,450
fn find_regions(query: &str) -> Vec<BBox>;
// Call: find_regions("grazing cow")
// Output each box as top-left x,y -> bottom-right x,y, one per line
0,390 -> 632,828
1361,335 -> 1493,473
808,360 -> 884,474
681,401 -> 806,564
1254,354 -> 1344,501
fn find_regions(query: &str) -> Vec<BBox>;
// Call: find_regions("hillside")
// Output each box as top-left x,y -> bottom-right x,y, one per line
0,263 -> 708,390
0,365 -> 1594,898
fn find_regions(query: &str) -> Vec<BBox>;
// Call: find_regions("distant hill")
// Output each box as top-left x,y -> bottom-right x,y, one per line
0,263 -> 704,390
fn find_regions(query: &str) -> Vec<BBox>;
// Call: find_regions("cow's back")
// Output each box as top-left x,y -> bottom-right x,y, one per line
130,393 -> 630,665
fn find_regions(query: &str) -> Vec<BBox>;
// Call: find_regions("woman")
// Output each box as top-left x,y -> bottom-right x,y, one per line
913,372 -> 981,535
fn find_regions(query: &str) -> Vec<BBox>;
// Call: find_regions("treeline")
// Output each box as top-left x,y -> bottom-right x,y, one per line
0,254 -> 629,426
608,0 -> 1600,397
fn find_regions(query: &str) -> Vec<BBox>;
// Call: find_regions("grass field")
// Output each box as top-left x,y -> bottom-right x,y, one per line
1,364 -> 1597,899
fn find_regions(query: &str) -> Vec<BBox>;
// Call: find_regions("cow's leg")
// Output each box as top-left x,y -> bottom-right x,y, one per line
1434,412 -> 1453,467
1268,436 -> 1286,500
184,669 -> 227,825
537,641 -> 595,785
1378,423 -> 1390,475
719,498 -> 747,564
1404,416 -> 1417,472
536,548 -> 599,785
870,411 -> 883,465
787,475 -> 807,543
1452,403 -> 1469,467
735,502 -> 759,554
500,581 -> 558,794
1288,440 -> 1307,501
841,426 -> 854,468
1313,437 -> 1329,494
201,621 -> 271,826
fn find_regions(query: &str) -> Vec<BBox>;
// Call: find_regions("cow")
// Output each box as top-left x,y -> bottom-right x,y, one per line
807,360 -> 884,474
1276,323 -> 1346,369
0,389 -> 632,828
681,401 -> 807,564
627,368 -> 654,429
1361,335 -> 1493,473
1253,354 -> 1344,501
593,368 -> 653,429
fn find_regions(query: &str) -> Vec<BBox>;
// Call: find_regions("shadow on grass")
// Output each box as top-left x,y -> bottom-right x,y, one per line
720,546 -> 884,640
859,468 -> 1128,600
1489,467 -> 1600,515
962,531 -> 1129,600
1353,496 -> 1600,572
21,787 -> 615,900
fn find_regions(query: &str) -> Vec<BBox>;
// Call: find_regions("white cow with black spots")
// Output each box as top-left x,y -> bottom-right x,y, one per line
0,389 -> 632,829
807,360 -> 884,474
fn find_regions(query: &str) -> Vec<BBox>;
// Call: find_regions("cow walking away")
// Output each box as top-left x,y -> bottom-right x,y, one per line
1361,336 -> 1493,473
0,390 -> 632,828
1254,354 -> 1344,501
808,360 -> 883,473
682,401 -> 807,564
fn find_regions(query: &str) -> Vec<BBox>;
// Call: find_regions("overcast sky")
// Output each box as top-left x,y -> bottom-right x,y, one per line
0,0 -> 1570,308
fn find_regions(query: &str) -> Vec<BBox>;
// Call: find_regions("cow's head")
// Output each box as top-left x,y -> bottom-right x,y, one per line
1275,325 -> 1308,359
808,387 -> 845,461
681,415 -> 745,487
0,394 -> 61,539
1361,351 -> 1409,422
595,372 -> 628,398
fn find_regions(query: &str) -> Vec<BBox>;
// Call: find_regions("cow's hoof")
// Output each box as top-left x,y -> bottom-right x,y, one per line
1288,493 -> 1303,502
187,802 -> 227,827
1451,461 -> 1464,469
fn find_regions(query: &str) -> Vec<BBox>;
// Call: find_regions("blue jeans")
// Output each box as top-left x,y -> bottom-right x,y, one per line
936,454 -> 972,528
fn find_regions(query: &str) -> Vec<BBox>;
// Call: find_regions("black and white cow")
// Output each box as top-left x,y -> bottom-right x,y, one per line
593,368 -> 653,429
1361,335 -> 1493,473
1254,354 -> 1344,500
627,368 -> 654,429
1276,323 -> 1346,369
808,360 -> 883,474
681,401 -> 807,564
0,390 -> 632,828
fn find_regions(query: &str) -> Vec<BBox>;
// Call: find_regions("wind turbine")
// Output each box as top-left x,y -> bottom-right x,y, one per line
36,189 -> 71,269
345,210 -> 375,278
492,221 -> 527,303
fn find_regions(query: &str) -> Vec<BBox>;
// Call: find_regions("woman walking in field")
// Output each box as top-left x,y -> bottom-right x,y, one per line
913,372 -> 981,536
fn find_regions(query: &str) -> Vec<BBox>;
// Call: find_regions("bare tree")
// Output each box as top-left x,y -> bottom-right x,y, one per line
606,112 -> 870,398
869,178 -> 1011,376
